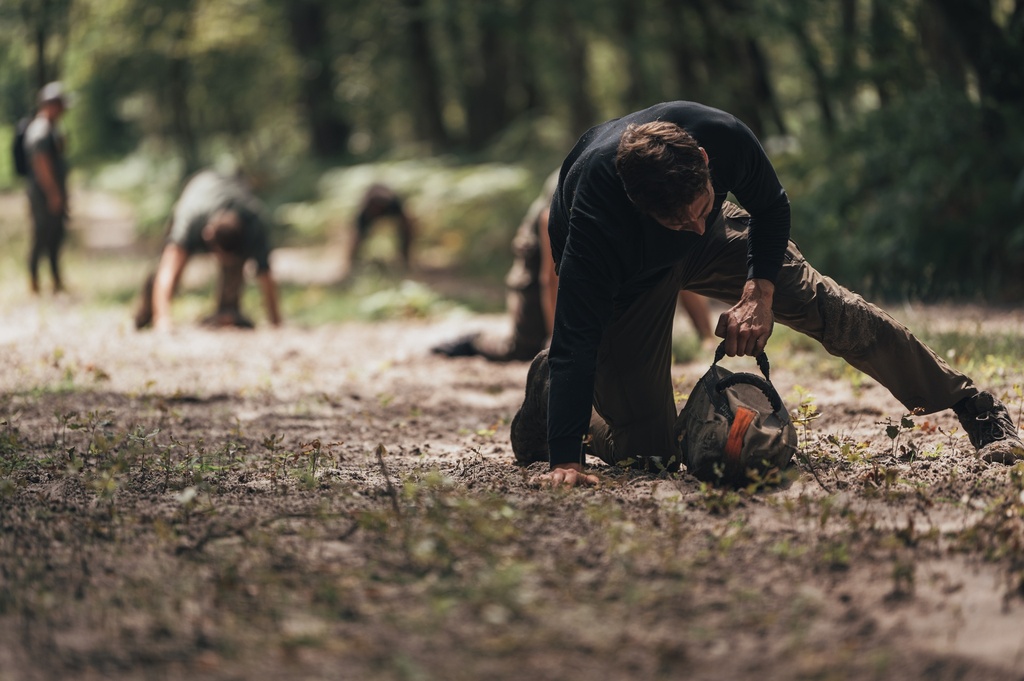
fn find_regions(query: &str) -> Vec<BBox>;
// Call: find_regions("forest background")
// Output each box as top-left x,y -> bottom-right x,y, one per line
4,3 -> 1024,678
1,0 -> 1023,302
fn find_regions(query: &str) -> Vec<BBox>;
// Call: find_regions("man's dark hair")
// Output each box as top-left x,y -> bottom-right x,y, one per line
203,209 -> 244,254
615,122 -> 710,220
356,183 -> 404,232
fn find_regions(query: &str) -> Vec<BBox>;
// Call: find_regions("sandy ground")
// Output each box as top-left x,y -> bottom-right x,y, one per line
1,188 -> 1024,680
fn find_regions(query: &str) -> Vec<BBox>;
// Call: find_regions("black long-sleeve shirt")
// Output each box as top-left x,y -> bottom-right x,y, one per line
546,101 -> 791,466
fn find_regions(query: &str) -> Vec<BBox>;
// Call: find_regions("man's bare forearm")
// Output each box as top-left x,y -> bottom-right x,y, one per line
715,278 -> 775,356
258,272 -> 282,326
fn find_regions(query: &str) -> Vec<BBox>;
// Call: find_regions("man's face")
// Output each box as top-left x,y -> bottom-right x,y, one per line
42,100 -> 65,120
201,211 -> 244,264
654,178 -> 714,235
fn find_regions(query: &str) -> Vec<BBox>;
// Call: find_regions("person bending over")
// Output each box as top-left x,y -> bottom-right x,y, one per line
134,169 -> 281,331
510,100 -> 1023,487
347,183 -> 415,275
432,170 -> 715,362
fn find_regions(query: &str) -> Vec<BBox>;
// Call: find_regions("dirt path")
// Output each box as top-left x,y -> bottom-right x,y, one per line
1,190 -> 1024,680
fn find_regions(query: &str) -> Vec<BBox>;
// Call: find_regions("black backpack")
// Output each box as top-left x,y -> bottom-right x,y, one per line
11,116 -> 31,177
675,343 -> 798,486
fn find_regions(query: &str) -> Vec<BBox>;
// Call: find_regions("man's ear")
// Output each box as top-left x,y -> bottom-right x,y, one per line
699,147 -> 709,166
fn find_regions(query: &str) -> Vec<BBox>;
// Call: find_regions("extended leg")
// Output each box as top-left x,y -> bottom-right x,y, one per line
684,211 -> 1020,461
681,209 -> 974,414
46,213 -> 66,292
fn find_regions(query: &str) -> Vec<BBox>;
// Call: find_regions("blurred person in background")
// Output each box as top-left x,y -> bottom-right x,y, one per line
346,183 -> 415,277
22,82 -> 71,295
134,169 -> 282,331
432,170 -> 714,362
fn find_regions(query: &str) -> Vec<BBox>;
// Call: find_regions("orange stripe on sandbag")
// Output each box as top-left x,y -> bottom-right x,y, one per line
724,406 -> 757,466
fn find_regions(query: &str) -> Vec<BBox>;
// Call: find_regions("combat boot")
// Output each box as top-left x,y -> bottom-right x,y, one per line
200,309 -> 255,329
430,333 -> 480,358
510,349 -> 550,465
954,391 -> 1024,464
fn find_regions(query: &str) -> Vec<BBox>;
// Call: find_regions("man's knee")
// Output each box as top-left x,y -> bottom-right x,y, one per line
774,254 -> 890,359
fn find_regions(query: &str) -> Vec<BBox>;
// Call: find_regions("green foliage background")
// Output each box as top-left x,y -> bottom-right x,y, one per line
787,90 -> 1024,299
1,0 -> 1023,300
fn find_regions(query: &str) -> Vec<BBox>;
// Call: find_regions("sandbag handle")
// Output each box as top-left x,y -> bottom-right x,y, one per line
715,373 -> 785,414
713,341 -> 771,382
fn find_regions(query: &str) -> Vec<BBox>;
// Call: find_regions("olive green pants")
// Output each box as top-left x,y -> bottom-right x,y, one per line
28,189 -> 66,291
587,202 -> 976,465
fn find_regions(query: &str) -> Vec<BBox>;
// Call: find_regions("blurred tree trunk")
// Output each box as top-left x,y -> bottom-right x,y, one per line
617,0 -> 647,112
868,0 -> 900,106
166,16 -> 198,174
512,0 -> 542,112
837,0 -> 857,86
462,4 -> 514,149
745,37 -> 788,136
661,1 -> 710,105
34,23 -> 47,87
167,59 -> 198,174
442,0 -> 514,149
658,0 -> 783,137
785,11 -> 836,135
930,0 -> 1024,107
15,0 -> 72,91
691,0 -> 768,137
402,0 -> 449,149
557,3 -> 597,138
833,0 -> 859,118
917,1 -> 968,91
285,0 -> 351,158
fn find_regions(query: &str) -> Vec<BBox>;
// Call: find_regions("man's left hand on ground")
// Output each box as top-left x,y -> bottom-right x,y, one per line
532,463 -> 600,488
716,278 -> 775,356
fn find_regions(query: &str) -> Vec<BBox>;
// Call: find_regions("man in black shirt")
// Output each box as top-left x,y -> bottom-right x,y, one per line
510,101 -> 1023,487
431,170 -> 715,362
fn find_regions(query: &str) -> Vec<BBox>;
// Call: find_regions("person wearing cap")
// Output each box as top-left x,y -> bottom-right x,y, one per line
23,81 -> 70,294
133,169 -> 282,331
